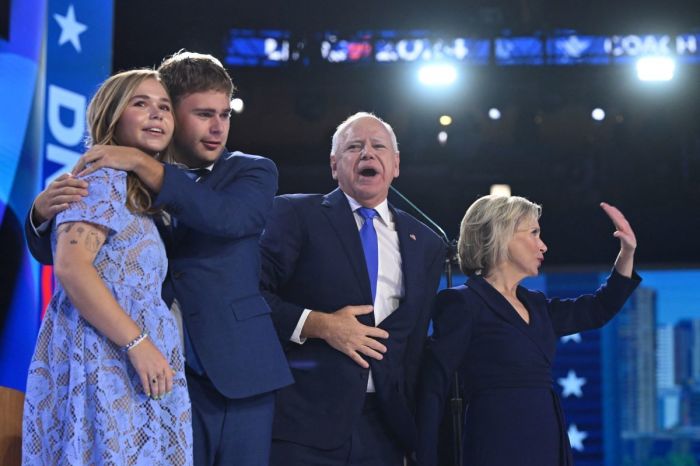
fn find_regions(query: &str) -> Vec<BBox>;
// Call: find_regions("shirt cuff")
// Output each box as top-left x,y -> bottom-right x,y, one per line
290,309 -> 312,344
30,203 -> 51,236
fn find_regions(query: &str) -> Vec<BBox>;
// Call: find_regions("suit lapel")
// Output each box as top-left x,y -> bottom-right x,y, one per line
203,151 -> 227,186
321,189 -> 373,307
154,212 -> 174,250
371,207 -> 430,399
468,276 -> 554,366
516,289 -> 556,364
392,207 -> 420,310
170,155 -> 226,243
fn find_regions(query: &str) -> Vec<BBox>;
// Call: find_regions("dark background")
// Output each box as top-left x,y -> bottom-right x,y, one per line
113,0 -> 700,267
1,0 -> 9,40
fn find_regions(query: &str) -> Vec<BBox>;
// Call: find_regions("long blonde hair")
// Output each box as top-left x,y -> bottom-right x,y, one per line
86,69 -> 171,214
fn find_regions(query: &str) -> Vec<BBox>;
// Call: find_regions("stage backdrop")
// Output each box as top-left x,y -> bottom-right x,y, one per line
0,0 -> 112,392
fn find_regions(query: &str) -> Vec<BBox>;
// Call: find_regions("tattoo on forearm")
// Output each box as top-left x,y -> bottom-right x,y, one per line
85,231 -> 102,252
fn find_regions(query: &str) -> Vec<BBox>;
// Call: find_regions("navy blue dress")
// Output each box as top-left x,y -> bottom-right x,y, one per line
417,270 -> 640,466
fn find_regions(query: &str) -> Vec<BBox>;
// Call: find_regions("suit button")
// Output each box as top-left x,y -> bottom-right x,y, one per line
173,271 -> 183,279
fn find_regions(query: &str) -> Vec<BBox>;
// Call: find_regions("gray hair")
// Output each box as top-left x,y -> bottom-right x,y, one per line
458,195 -> 542,277
330,112 -> 399,156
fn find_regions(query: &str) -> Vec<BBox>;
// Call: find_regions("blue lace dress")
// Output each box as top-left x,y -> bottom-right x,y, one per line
22,168 -> 193,465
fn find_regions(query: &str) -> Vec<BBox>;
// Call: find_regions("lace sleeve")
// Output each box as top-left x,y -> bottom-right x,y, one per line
56,168 -> 129,234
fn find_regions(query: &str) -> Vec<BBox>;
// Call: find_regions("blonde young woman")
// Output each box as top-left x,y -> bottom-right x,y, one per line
22,70 -> 192,465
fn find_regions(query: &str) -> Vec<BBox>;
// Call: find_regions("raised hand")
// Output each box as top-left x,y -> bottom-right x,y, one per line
600,202 -> 636,277
600,202 -> 636,252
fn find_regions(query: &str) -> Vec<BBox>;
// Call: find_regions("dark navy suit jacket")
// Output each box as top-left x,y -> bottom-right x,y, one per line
259,188 -> 445,454
25,151 -> 293,399
417,269 -> 641,466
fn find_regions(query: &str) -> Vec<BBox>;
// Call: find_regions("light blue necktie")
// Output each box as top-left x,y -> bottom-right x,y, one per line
357,207 -> 378,302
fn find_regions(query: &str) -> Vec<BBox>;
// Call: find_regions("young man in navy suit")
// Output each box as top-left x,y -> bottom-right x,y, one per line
260,112 -> 446,465
26,51 -> 293,466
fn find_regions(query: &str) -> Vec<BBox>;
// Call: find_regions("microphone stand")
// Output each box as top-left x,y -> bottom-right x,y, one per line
389,186 -> 463,466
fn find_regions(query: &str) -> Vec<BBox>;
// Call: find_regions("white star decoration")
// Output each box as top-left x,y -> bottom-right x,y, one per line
54,5 -> 87,52
561,36 -> 591,58
561,333 -> 582,343
567,424 -> 588,451
558,369 -> 586,398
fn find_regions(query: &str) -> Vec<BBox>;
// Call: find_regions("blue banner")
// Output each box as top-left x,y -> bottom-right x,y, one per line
0,0 -> 47,394
224,29 -> 700,68
43,0 -> 113,187
225,29 -> 290,67
0,0 -> 112,392
547,35 -> 610,65
606,34 -> 683,63
495,36 -> 544,65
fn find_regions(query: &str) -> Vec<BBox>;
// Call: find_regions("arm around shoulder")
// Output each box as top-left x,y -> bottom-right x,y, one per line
24,208 -> 54,265
155,154 -> 278,238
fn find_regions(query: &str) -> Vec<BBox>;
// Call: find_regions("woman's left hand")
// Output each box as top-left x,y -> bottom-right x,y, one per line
600,202 -> 636,277
600,202 -> 636,253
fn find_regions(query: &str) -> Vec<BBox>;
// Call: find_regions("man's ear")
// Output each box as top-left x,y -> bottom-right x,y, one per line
330,154 -> 338,180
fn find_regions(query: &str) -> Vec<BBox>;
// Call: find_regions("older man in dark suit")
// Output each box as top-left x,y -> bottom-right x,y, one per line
261,112 -> 446,465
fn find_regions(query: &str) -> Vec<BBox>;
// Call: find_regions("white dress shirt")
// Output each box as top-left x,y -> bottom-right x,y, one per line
290,193 -> 404,392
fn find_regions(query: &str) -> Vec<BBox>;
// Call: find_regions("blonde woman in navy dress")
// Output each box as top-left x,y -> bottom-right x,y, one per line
417,195 -> 640,466
22,69 -> 192,465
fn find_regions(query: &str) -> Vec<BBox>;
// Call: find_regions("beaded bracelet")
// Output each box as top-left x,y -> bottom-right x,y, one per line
123,332 -> 148,352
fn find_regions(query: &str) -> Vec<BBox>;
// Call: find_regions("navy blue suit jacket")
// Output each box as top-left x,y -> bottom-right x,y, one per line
25,151 -> 293,399
417,269 -> 641,466
259,188 -> 445,454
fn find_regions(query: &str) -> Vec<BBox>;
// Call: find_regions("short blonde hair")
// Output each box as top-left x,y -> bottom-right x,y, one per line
86,69 -> 170,215
457,195 -> 541,277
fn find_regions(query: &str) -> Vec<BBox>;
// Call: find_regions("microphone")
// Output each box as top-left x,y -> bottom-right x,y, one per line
388,185 -> 463,466
388,185 -> 458,268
